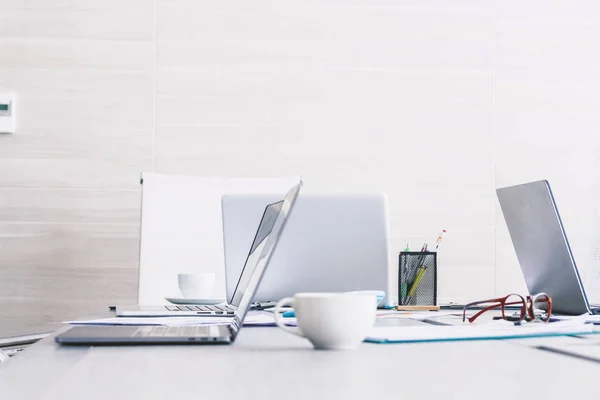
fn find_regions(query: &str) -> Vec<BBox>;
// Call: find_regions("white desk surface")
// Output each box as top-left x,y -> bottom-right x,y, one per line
1,317 -> 599,400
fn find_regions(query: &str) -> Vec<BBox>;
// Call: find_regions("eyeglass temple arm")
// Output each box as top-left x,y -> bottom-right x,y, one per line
462,298 -> 506,323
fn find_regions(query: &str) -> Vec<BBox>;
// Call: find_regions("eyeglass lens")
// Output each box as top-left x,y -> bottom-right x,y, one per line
530,293 -> 551,322
501,294 -> 526,321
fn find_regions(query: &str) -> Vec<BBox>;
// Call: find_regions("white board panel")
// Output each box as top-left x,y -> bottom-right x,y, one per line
137,173 -> 299,305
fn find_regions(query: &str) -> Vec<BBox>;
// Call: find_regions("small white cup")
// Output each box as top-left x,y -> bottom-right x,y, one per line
274,292 -> 377,350
178,273 -> 216,299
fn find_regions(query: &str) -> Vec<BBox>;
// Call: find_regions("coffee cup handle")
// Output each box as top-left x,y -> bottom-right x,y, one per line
274,297 -> 304,338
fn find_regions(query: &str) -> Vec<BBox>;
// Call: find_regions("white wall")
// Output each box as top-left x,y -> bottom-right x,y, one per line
494,2 -> 600,302
0,1 -> 598,336
154,0 -> 495,306
0,1 -> 153,337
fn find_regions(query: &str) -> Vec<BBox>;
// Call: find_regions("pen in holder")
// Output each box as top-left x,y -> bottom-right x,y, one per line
398,251 -> 437,306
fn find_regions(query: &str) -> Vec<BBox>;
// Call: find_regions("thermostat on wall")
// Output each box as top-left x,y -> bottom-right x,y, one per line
0,93 -> 16,133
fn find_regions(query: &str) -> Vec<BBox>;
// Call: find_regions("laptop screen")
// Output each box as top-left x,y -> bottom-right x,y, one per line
497,180 -> 591,315
228,182 -> 302,323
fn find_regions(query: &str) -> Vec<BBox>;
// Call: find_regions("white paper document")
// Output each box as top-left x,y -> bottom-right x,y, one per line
67,313 -> 294,327
366,320 -> 595,344
549,314 -> 600,324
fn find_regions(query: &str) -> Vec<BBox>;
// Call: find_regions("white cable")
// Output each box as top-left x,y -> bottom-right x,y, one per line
0,349 -> 9,363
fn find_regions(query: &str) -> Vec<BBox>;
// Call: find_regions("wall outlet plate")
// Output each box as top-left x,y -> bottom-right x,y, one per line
0,93 -> 16,133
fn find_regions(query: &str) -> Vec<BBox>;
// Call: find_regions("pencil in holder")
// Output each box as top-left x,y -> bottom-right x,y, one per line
398,251 -> 437,306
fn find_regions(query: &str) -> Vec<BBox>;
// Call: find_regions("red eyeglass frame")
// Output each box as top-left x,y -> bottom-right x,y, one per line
462,293 -> 552,323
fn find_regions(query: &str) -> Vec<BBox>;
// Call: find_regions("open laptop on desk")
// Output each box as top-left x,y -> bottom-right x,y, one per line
116,189 -> 289,318
222,194 -> 392,306
497,180 -> 600,316
55,182 -> 301,345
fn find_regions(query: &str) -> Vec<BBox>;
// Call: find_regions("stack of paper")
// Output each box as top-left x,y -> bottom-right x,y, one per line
366,320 -> 595,344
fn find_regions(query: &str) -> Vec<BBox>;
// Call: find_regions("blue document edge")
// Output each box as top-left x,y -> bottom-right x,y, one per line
364,330 -> 600,344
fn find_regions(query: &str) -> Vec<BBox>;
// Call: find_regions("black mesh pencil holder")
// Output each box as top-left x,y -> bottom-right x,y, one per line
398,252 -> 437,306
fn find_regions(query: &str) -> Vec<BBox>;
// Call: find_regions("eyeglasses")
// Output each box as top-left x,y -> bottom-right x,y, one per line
462,293 -> 552,323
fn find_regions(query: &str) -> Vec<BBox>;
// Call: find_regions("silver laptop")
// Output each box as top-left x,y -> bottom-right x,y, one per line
222,194 -> 392,306
116,192 -> 291,317
497,180 -> 599,315
55,182 -> 301,345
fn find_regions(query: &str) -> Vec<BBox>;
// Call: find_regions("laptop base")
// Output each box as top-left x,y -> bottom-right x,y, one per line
56,325 -> 233,345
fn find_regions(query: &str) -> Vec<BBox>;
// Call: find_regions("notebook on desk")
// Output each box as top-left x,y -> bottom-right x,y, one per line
366,319 -> 594,344
55,182 -> 302,345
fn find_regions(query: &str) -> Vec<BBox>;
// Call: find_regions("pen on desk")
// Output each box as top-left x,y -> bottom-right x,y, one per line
408,243 -> 428,280
402,242 -> 428,304
434,230 -> 446,251
405,266 -> 427,304
403,243 -> 429,298
401,242 -> 410,301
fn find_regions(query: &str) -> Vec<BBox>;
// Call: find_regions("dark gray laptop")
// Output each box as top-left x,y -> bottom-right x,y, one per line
497,180 -> 599,315
56,182 -> 302,345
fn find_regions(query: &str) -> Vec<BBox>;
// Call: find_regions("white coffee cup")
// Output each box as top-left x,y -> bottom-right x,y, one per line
177,273 -> 216,299
274,292 -> 377,350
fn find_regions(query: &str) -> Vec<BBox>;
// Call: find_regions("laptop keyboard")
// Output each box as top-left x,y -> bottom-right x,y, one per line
164,305 -> 236,315
132,325 -> 218,338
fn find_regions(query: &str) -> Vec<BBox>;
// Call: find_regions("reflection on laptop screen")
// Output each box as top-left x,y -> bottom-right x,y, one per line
229,201 -> 284,307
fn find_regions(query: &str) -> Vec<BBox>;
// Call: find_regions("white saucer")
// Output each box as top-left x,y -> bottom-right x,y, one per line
165,297 -> 226,306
